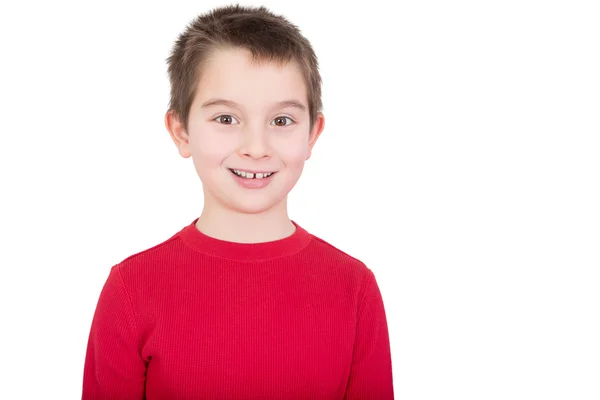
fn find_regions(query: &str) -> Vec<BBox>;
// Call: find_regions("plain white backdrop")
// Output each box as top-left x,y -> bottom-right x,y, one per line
0,0 -> 598,398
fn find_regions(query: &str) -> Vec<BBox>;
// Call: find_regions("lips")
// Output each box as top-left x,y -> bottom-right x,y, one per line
229,168 -> 276,189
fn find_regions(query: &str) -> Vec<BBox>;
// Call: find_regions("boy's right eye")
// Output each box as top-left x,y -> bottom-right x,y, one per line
214,115 -> 239,125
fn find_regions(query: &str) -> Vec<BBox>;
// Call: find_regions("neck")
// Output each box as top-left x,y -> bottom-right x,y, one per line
195,196 -> 296,244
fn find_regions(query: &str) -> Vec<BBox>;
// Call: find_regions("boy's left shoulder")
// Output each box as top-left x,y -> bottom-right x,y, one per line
306,230 -> 371,273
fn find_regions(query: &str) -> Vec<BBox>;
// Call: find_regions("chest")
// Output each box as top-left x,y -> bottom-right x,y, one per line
140,289 -> 357,399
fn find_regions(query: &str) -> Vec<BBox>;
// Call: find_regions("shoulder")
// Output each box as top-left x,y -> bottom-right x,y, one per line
308,232 -> 363,263
306,230 -> 373,279
112,230 -> 183,281
304,231 -> 377,308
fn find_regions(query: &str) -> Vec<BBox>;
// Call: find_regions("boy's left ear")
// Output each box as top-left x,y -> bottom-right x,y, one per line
306,112 -> 325,160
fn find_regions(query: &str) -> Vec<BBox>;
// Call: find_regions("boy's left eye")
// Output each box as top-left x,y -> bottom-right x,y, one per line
271,116 -> 294,126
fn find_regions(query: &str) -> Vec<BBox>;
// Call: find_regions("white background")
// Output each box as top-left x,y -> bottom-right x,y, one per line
1,0 -> 598,398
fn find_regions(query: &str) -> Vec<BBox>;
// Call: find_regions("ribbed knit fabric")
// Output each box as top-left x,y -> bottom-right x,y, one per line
82,218 -> 394,399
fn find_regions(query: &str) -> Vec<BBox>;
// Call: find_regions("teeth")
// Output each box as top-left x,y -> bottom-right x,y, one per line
232,169 -> 273,179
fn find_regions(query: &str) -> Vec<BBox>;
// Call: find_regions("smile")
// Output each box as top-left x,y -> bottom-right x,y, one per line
228,168 -> 277,189
229,169 -> 275,179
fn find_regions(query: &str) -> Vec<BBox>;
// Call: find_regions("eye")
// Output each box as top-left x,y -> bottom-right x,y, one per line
214,115 -> 239,125
271,116 -> 294,127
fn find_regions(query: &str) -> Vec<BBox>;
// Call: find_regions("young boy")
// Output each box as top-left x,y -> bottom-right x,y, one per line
82,4 -> 393,399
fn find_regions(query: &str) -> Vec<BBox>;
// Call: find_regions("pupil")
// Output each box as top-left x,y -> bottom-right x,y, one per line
223,116 -> 231,124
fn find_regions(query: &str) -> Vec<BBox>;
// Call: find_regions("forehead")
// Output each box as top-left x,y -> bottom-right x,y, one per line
193,47 -> 308,108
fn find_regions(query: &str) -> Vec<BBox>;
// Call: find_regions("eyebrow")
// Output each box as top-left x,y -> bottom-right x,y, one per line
200,98 -> 307,112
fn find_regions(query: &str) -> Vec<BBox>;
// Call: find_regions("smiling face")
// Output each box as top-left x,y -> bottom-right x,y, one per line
166,47 -> 325,216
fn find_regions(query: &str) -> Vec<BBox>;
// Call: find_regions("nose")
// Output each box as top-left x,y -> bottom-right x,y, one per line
239,125 -> 271,160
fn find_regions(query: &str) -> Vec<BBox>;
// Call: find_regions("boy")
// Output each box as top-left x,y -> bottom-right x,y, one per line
82,4 -> 394,399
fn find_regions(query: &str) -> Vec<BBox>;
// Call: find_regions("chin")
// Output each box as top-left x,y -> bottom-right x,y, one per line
227,195 -> 285,215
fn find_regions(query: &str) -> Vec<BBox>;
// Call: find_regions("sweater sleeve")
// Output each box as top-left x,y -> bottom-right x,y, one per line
344,269 -> 395,399
82,264 -> 147,400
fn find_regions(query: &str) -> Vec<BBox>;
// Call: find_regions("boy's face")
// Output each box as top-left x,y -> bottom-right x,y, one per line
166,47 -> 324,216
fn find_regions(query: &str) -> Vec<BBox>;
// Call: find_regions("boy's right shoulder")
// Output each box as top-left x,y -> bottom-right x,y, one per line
110,226 -> 186,278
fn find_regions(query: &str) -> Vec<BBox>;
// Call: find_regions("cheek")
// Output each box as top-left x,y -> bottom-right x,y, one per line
274,135 -> 310,167
191,131 -> 235,165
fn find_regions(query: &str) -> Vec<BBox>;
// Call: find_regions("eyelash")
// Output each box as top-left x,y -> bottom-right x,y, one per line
213,115 -> 295,126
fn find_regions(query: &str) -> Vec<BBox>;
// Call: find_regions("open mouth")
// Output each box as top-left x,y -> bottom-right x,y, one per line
228,168 -> 276,180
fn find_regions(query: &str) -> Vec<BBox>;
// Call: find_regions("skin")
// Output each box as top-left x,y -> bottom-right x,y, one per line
165,47 -> 325,243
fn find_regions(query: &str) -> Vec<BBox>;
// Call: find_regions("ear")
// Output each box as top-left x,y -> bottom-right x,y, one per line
165,110 -> 191,158
306,112 -> 325,160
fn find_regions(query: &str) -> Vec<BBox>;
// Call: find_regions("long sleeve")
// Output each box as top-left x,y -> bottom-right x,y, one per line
82,264 -> 147,400
80,218 -> 392,398
344,270 -> 394,399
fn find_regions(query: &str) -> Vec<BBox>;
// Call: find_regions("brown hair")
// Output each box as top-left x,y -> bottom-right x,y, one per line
166,4 -> 323,132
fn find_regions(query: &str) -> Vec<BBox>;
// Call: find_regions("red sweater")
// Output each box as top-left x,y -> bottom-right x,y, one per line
82,218 -> 394,399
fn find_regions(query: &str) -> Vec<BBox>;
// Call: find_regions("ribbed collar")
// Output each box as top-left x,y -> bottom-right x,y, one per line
177,217 -> 312,261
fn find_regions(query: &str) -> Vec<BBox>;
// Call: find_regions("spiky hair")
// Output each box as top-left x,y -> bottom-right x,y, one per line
166,4 -> 323,131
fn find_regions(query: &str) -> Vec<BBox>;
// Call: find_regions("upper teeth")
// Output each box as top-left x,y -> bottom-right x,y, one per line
232,169 -> 274,179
